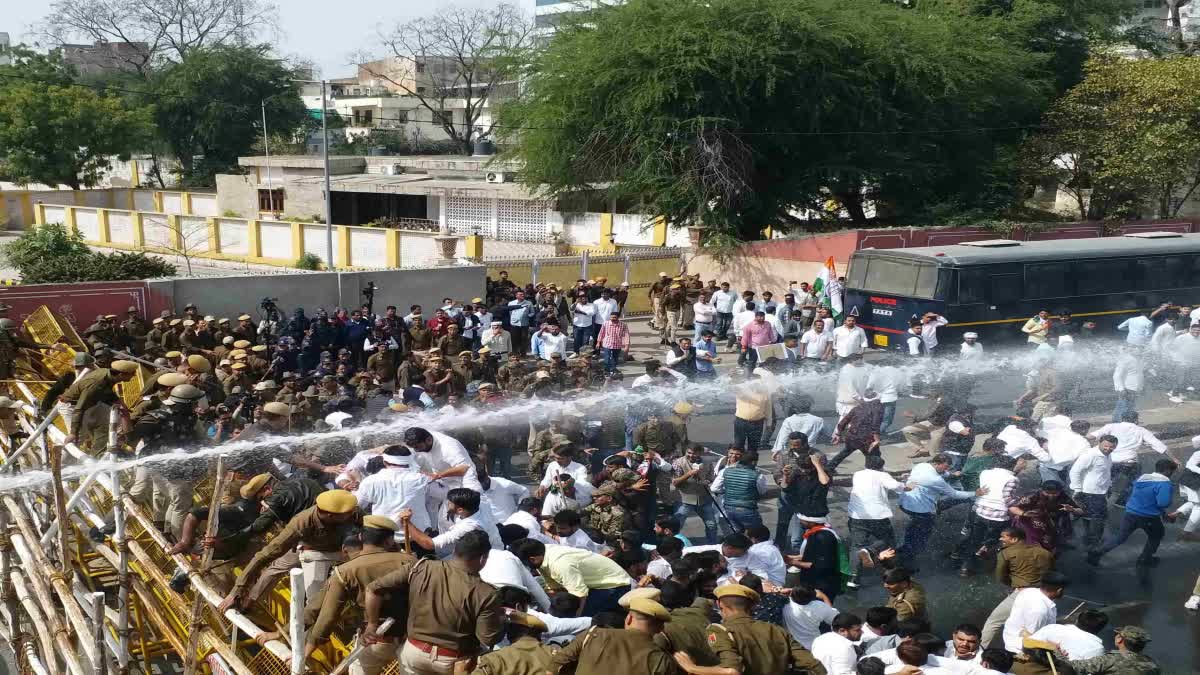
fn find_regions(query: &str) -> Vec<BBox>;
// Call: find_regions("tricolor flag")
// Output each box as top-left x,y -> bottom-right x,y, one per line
813,256 -> 843,321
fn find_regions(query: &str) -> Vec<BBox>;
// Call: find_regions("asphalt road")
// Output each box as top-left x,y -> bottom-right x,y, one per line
590,320 -> 1200,671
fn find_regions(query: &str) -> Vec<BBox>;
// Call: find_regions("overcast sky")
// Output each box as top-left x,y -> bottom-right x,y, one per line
5,0 -> 517,77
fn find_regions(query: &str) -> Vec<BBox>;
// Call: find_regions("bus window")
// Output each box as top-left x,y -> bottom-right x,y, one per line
1024,263 -> 1070,299
991,274 -> 1021,304
958,268 -> 987,304
916,265 -> 940,299
1075,260 -> 1110,296
846,257 -> 868,289
1138,256 -> 1186,291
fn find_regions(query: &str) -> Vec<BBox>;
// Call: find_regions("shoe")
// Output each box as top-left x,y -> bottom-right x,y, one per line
787,565 -> 803,574
959,567 -> 971,578
1086,552 -> 1101,567
1185,595 -> 1200,611
858,549 -> 875,569
907,450 -> 931,459
846,575 -> 860,589
1169,394 -> 1185,404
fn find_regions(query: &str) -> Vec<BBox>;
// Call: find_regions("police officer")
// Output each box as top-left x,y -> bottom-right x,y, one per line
697,585 -> 824,675
549,598 -> 677,675
583,483 -> 632,546
0,317 -> 47,380
60,359 -> 138,447
1068,625 -> 1158,674
131,372 -> 189,421
473,611 -> 558,675
883,568 -> 928,623
127,383 -> 206,538
302,515 -> 416,674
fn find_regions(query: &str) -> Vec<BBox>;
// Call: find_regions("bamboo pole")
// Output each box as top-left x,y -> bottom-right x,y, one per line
48,444 -> 73,577
0,407 -> 59,471
10,572 -> 57,673
328,618 -> 395,675
40,463 -> 106,546
11,570 -> 86,675
0,507 -> 15,639
111,469 -> 131,674
90,591 -> 108,675
289,568 -> 305,675
23,636 -> 52,675
183,455 -> 226,675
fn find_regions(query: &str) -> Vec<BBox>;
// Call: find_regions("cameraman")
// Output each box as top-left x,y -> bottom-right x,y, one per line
773,432 -> 830,551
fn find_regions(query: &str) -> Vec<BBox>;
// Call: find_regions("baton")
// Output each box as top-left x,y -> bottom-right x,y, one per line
702,484 -> 741,533
329,618 -> 396,675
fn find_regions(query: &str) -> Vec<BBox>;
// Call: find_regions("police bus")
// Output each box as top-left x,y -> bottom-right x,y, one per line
842,232 -> 1200,349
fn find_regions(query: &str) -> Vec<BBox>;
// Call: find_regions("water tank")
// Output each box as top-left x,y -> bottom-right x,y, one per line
472,139 -> 496,156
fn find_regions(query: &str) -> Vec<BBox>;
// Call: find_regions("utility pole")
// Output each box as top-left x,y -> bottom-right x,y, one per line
321,79 -> 335,269
261,100 -> 276,215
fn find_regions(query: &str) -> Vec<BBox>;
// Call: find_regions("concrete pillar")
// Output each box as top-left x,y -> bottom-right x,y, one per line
65,206 -> 78,234
248,220 -> 262,258
207,217 -> 220,254
465,234 -> 484,261
166,215 -> 184,250
337,226 -> 351,268
130,159 -> 140,188
33,202 -> 45,226
652,216 -> 668,247
182,192 -> 193,215
490,197 -> 499,238
153,191 -> 164,212
97,209 -> 111,243
0,193 -> 8,229
20,194 -> 34,229
438,190 -> 449,233
291,222 -> 305,262
132,213 -> 146,247
599,213 -> 616,252
126,189 -> 136,211
385,229 -> 402,268
72,191 -> 85,206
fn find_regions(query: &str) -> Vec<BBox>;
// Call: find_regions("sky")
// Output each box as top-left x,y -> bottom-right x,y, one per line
5,0 -> 513,77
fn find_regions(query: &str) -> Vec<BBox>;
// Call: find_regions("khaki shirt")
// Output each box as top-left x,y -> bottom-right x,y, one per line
231,506 -> 359,596
472,636 -> 557,675
550,627 -> 678,675
632,421 -> 684,458
996,542 -> 1054,589
61,369 -> 122,436
366,351 -> 396,382
657,612 -> 730,668
886,582 -> 928,623
715,615 -> 824,675
307,550 -> 415,643
367,558 -> 502,656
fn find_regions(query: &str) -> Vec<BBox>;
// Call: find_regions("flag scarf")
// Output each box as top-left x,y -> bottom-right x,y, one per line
812,256 -> 843,321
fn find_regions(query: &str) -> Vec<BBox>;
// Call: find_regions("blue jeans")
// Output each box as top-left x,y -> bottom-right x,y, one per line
573,325 -> 591,353
488,445 -> 512,479
1077,492 -> 1108,549
581,586 -> 627,616
675,501 -> 720,545
774,494 -> 806,552
721,503 -> 762,535
1095,512 -> 1164,562
694,322 -> 713,342
897,508 -> 935,559
602,348 -> 622,373
880,401 -> 897,434
1112,391 -> 1137,423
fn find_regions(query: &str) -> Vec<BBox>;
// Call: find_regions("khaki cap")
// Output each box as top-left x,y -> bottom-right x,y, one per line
240,474 -> 271,499
127,305 -> 138,313
593,482 -> 619,497
229,349 -> 246,358
254,380 -> 278,391
169,319 -> 182,327
714,584 -> 760,603
506,611 -> 547,632
673,401 -> 694,415
471,297 -> 484,304
230,362 -> 247,371
186,354 -> 211,373
222,336 -> 234,345
219,318 -> 230,324
619,587 -> 662,609
152,317 -> 164,325
1116,626 -> 1151,642
458,350 -> 473,357
157,372 -> 188,387
251,345 -> 267,353
628,598 -> 671,622
183,319 -> 195,327
165,350 -> 183,359
110,360 -> 138,374
315,490 -> 357,514
204,315 -> 215,322
363,515 -> 398,531
478,346 -> 491,355
238,314 -> 252,321
262,401 -> 292,416
233,340 -> 251,349
104,314 -> 118,320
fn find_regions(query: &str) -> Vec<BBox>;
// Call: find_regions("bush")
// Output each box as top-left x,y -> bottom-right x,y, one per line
295,252 -> 323,270
2,222 -> 176,283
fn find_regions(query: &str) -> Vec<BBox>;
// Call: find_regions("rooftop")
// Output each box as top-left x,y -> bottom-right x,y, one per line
858,231 -> 1200,265
286,173 -> 538,199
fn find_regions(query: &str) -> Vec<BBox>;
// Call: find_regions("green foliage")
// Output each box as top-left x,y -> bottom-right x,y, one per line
500,0 -> 1134,239
0,48 -> 152,189
150,45 -> 308,185
338,130 -> 462,157
2,224 -> 175,283
1023,54 -> 1200,220
294,253 -> 323,270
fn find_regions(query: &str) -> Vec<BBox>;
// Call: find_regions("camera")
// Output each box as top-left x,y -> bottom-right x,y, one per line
260,297 -> 279,310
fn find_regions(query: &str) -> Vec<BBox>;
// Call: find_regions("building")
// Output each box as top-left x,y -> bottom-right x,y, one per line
214,154 -> 684,247
1129,1 -> 1196,42
56,40 -> 150,76
0,32 -> 10,67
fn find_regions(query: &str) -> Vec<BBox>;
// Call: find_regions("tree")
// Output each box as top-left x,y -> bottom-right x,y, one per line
1023,54 -> 1200,220
37,0 -> 278,74
361,3 -> 534,154
500,0 -> 1057,239
150,45 -> 309,184
0,50 -> 152,189
2,224 -> 175,283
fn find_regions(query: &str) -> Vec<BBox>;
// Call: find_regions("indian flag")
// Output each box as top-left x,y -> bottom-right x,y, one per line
812,256 -> 843,321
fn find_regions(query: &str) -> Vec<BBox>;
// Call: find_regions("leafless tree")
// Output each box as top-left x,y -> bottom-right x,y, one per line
37,0 -> 279,74
1167,0 -> 1195,49
361,4 -> 535,154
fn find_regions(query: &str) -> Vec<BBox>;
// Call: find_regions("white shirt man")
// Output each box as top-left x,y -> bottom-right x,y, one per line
1117,314 -> 1154,346
1087,421 -> 1167,464
1043,427 -> 1090,474
481,476 -> 529,523
631,366 -> 687,388
504,509 -> 555,545
481,324 -> 512,355
730,307 -> 757,340
354,453 -> 434,539
335,447 -> 386,488
538,329 -> 569,360
868,364 -> 906,406
540,460 -> 593,493
1038,411 -> 1072,437
771,411 -> 825,454
557,528 -> 607,554
1112,349 -> 1144,395
412,430 -> 483,492
711,288 -> 738,314
747,539 -> 787,586
960,333 -> 984,361
592,296 -> 620,327
1002,587 -> 1058,653
693,301 -> 716,327
812,628 -> 860,675
784,597 -> 839,649
800,326 -> 833,360
1150,320 -> 1178,355
1170,326 -> 1200,365
847,467 -> 905,521
997,424 -> 1042,460
921,315 -> 949,351
480,549 -> 552,611
1069,445 -> 1114,496
832,322 -> 869,358
835,361 -> 872,418
1029,623 -> 1105,660
431,507 -> 503,558
571,301 -> 595,330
